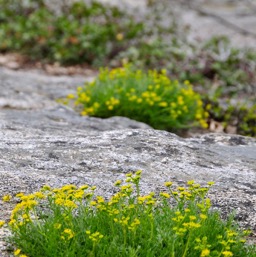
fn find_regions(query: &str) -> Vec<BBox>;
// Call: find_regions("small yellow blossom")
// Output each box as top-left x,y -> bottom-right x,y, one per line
79,185 -> 89,190
135,170 -> 142,175
54,223 -> 62,229
114,180 -> 122,186
160,192 -> 170,198
200,249 -> 210,257
0,220 -> 5,228
67,93 -> 75,99
164,182 -> 173,187
42,185 -> 51,191
14,249 -> 21,256
222,251 -> 233,257
90,201 -> 97,206
61,228 -> 75,240
200,214 -> 207,220
116,33 -> 124,41
2,195 -> 12,202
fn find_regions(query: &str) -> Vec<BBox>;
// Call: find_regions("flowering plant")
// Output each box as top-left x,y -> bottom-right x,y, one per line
1,171 -> 254,257
69,65 -> 209,132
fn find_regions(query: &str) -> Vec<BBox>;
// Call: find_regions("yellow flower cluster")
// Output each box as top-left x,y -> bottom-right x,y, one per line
14,248 -> 28,257
105,97 -> 120,110
0,220 -> 5,228
86,230 -> 104,242
1,170 -> 251,257
69,64 -> 209,131
61,228 -> 75,240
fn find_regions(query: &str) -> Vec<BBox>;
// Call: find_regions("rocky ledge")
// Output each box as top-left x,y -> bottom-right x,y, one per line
0,67 -> 255,255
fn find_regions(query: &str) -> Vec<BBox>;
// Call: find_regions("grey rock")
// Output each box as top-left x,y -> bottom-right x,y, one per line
0,106 -> 152,133
0,123 -> 255,231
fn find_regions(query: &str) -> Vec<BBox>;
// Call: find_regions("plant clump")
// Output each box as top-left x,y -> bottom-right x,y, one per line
1,171 -> 255,257
0,0 -> 144,66
68,65 -> 209,132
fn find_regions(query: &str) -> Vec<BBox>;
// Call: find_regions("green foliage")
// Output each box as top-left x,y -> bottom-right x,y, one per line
182,36 -> 256,95
69,65 -> 209,131
1,171 -> 255,257
118,35 -> 256,137
0,0 -> 144,65
206,99 -> 256,137
0,0 -> 255,136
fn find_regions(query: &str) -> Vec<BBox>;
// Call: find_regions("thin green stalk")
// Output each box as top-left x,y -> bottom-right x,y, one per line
182,232 -> 191,257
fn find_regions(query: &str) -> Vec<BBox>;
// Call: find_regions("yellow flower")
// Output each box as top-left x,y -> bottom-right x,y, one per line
184,80 -> 190,86
90,201 -> 97,206
34,191 -> 45,199
135,170 -> 142,175
196,113 -> 202,119
16,192 -> 24,198
55,198 -> 64,206
54,223 -> 62,230
200,120 -> 208,129
0,220 -> 5,228
183,222 -> 201,229
200,214 -> 207,220
67,93 -> 75,99
114,180 -> 122,186
160,192 -> 170,198
61,228 -> 75,240
22,213 -> 31,222
177,96 -> 184,105
42,185 -> 51,191
63,200 -> 77,209
164,181 -> 173,187
159,101 -> 168,107
161,69 -> 167,75
79,184 -> 89,190
14,249 -> 21,256
128,218 -> 140,231
116,33 -> 124,41
2,195 -> 12,202
222,251 -> 233,257
94,196 -> 104,203
206,104 -> 212,110
200,249 -> 210,257
170,102 -> 176,108
74,190 -> 84,199
137,98 -> 143,103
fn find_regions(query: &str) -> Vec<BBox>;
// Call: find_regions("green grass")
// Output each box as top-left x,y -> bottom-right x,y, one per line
1,171 -> 255,257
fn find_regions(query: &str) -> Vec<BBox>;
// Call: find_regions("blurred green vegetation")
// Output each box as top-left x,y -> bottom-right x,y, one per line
0,0 -> 255,136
